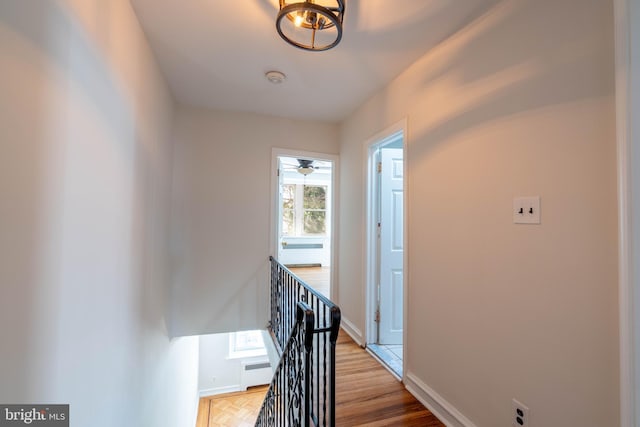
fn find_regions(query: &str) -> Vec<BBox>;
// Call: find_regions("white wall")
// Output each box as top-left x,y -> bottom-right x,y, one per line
339,0 -> 618,426
170,106 -> 339,336
0,1 -> 199,426
199,334 -> 241,395
198,332 -> 271,396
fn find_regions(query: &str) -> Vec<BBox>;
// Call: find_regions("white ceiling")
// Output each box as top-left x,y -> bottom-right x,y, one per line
131,0 -> 499,122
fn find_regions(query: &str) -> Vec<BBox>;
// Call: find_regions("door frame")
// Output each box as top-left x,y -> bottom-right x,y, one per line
270,148 -> 339,303
364,119 -> 408,374
615,0 -> 639,424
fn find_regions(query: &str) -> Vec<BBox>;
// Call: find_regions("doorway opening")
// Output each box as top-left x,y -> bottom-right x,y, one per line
365,125 -> 405,378
271,149 -> 337,300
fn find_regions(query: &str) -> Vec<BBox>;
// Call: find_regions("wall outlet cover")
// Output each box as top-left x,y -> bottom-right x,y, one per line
512,398 -> 530,427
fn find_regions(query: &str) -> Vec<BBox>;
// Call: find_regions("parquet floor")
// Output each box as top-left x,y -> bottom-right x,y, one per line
196,386 -> 268,427
195,331 -> 443,426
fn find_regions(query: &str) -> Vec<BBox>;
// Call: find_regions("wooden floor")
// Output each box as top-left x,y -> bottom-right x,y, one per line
335,332 -> 444,427
289,266 -> 330,298
195,331 -> 443,427
196,385 -> 268,427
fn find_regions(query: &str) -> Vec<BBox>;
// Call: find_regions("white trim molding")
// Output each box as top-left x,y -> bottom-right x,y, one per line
340,316 -> 364,347
199,385 -> 243,398
615,0 -> 638,425
404,372 -> 477,427
270,148 -> 340,303
362,119 -> 408,354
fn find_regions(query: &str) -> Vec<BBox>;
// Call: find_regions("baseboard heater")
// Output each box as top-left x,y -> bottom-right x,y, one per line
244,362 -> 271,370
240,359 -> 272,390
284,263 -> 322,268
282,243 -> 323,249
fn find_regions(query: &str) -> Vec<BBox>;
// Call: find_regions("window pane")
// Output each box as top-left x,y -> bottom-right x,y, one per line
282,209 -> 294,235
304,211 -> 326,234
282,184 -> 295,208
228,330 -> 267,359
303,186 -> 326,209
233,331 -> 265,352
282,185 -> 295,235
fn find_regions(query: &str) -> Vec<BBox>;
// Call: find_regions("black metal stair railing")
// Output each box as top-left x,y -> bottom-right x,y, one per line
256,302 -> 314,427
256,256 -> 341,427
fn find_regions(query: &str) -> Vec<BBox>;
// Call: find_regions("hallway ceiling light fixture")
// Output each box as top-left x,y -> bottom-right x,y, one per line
276,0 -> 345,51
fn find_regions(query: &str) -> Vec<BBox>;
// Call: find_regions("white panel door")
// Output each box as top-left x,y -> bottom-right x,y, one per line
379,148 -> 404,344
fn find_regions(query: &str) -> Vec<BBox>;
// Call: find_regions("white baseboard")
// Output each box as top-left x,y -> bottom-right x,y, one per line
340,317 -> 364,346
199,384 -> 243,398
404,372 -> 477,427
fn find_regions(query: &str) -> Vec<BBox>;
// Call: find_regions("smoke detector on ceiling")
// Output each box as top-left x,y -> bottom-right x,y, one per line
265,70 -> 287,84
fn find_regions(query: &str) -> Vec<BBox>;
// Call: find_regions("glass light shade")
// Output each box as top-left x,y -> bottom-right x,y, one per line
297,166 -> 315,175
276,1 -> 345,51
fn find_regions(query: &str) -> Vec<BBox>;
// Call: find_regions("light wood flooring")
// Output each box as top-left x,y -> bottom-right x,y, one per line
195,331 -> 443,427
196,385 -> 268,427
335,332 -> 444,426
289,266 -> 330,298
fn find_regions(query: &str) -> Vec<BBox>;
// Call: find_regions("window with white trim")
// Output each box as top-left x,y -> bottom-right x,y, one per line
281,184 -> 327,236
228,330 -> 267,359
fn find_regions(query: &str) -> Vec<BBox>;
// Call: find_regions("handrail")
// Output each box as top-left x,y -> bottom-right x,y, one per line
257,256 -> 341,427
256,302 -> 315,427
269,256 -> 339,352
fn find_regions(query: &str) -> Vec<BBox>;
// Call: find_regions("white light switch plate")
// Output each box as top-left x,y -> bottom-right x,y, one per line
513,196 -> 541,224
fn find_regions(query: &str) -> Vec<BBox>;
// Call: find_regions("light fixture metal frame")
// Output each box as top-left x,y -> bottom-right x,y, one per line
276,0 -> 345,51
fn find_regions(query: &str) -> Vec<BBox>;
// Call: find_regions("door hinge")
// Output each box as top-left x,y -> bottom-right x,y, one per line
377,162 -> 382,173
277,168 -> 280,177
375,309 -> 380,323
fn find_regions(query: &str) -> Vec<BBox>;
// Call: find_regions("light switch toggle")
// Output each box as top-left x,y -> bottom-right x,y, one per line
513,196 -> 541,224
